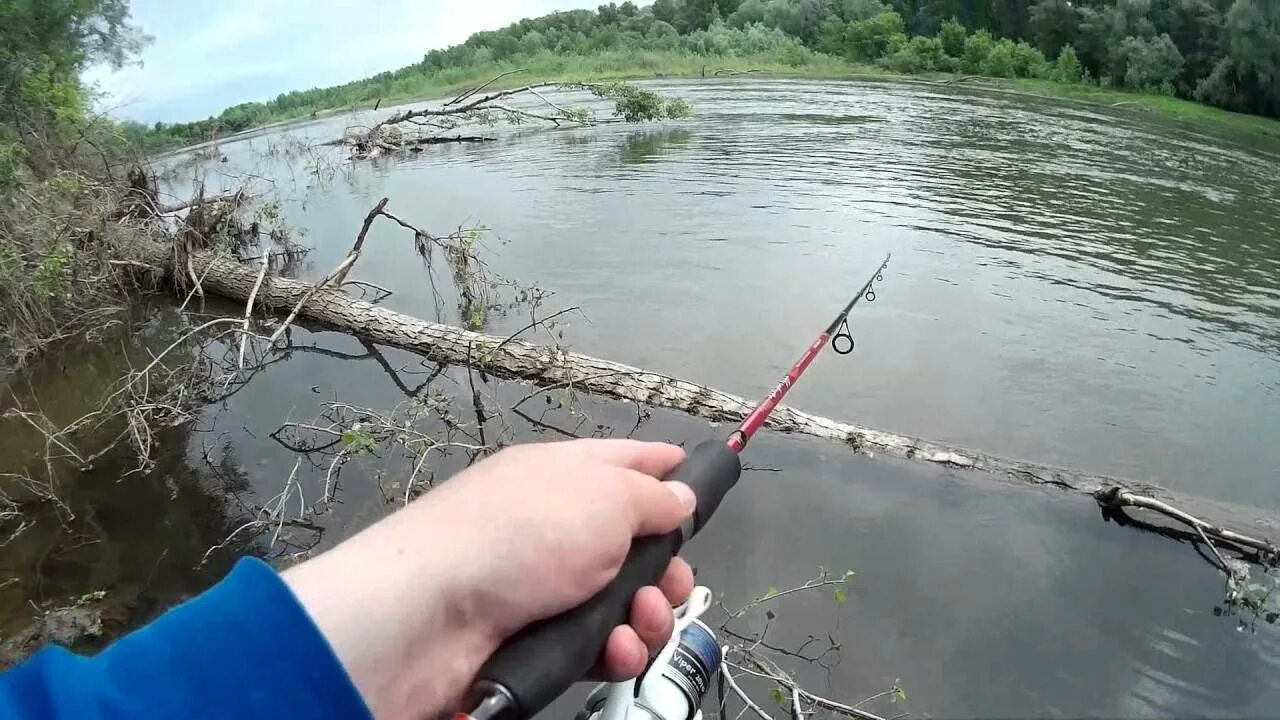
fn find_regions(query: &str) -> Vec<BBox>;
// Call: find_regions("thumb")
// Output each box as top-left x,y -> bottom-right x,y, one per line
620,469 -> 697,538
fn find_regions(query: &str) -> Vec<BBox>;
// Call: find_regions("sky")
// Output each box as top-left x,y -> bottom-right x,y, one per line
83,0 -> 601,124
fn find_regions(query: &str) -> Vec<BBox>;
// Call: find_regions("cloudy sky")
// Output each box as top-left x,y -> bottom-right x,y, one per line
84,0 -> 599,123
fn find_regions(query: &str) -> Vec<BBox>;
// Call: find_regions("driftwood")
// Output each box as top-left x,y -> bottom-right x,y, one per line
126,239 -> 1280,562
1096,487 -> 1278,562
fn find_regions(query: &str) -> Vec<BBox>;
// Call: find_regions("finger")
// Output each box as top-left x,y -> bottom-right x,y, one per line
630,586 -> 675,657
596,624 -> 649,681
658,557 -> 695,606
616,467 -> 696,537
568,439 -> 686,478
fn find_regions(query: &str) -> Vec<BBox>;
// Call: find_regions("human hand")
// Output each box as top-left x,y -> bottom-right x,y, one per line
282,439 -> 695,720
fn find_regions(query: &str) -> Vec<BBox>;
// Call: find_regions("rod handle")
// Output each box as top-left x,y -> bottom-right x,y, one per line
470,440 -> 741,720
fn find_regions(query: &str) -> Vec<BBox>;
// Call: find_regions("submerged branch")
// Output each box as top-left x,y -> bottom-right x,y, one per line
341,76 -> 691,157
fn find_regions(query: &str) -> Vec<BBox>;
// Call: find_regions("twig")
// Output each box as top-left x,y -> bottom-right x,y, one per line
332,197 -> 389,286
341,279 -> 392,303
446,69 -> 528,107
265,254 -> 358,346
727,660 -> 891,720
177,252 -> 219,312
490,306 -> 581,356
720,649 -> 776,720
199,520 -> 266,566
725,569 -> 854,621
1195,523 -> 1231,573
238,253 -> 270,369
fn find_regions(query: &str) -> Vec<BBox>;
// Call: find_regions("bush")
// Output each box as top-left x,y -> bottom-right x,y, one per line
1011,41 -> 1050,78
815,18 -> 846,55
936,18 -> 967,59
1056,44 -> 1083,83
982,38 -> 1016,77
841,0 -> 890,21
962,29 -> 995,73
910,35 -> 946,71
845,10 -> 906,62
776,37 -> 814,66
1118,34 -> 1185,92
1195,58 -> 1250,112
882,46 -> 925,73
0,140 -> 25,196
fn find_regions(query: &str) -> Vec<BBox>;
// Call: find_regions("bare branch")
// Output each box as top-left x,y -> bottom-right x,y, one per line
447,69 -> 529,107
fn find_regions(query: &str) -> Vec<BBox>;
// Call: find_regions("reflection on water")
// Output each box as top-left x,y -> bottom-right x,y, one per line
0,311 -> 244,663
618,128 -> 693,165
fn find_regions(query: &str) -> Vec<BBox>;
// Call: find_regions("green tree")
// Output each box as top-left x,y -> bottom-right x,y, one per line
1117,33 -> 1185,92
1010,40 -> 1049,77
0,0 -> 147,177
1028,0 -> 1077,58
841,0 -> 889,21
1072,7 -> 1113,78
884,34 -> 945,71
1199,0 -> 1280,116
1160,0 -> 1224,96
982,37 -> 1016,76
936,17 -> 967,58
1055,43 -> 1083,82
962,28 -> 995,73
845,10 -> 907,60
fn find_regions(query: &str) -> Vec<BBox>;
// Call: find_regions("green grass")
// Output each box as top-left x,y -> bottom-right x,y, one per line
180,49 -> 1280,147
996,78 -> 1280,140
298,50 -> 889,122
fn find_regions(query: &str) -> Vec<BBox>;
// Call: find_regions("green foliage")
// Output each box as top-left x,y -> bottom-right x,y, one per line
841,0 -> 888,22
962,29 -> 996,73
1118,33 -> 1185,92
1218,0 -> 1280,115
0,0 -> 147,172
983,38 -> 1016,77
1056,44 -> 1084,83
0,139 -> 25,195
843,10 -> 907,61
882,34 -> 945,73
33,243 -> 74,299
833,587 -> 848,603
936,18 -> 967,59
1029,0 -> 1079,58
1011,41 -> 1051,78
589,82 -> 693,122
340,425 -> 378,455
770,687 -> 786,706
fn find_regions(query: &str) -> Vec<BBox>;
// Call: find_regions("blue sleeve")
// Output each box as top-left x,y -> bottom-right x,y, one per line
0,557 -> 371,720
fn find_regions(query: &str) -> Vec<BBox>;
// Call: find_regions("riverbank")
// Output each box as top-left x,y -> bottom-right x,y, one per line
162,51 -> 1280,154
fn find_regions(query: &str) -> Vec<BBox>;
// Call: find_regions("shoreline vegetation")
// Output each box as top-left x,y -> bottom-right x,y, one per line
136,0 -> 1280,151
255,54 -> 1280,143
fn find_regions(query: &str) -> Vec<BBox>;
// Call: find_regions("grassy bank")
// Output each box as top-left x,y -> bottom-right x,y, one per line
169,50 -> 1280,151
994,79 -> 1280,141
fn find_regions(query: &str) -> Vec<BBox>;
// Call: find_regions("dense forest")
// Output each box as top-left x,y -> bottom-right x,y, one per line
144,0 -> 1280,146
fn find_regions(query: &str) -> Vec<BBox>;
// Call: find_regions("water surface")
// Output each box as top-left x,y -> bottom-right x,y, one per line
4,79 -> 1280,716
215,78 -> 1280,508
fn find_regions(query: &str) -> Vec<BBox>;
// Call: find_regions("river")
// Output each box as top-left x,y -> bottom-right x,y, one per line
2,79 -> 1279,716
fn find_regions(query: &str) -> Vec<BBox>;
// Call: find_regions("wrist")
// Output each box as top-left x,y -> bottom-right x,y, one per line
281,512 -> 504,719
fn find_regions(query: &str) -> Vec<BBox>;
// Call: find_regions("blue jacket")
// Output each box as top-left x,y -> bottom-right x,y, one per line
0,557 -> 371,719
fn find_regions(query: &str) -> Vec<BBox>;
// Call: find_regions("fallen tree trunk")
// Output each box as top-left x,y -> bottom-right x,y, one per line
131,240 -> 1280,546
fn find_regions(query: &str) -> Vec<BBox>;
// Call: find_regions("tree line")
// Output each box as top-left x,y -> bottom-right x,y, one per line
146,0 -> 1278,146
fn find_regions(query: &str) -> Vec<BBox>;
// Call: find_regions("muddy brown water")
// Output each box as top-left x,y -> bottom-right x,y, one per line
3,79 -> 1280,716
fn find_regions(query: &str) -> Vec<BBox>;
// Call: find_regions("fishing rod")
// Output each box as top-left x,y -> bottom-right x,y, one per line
459,254 -> 893,720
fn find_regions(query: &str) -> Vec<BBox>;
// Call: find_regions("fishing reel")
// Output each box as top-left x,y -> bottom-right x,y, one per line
578,587 -> 720,720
